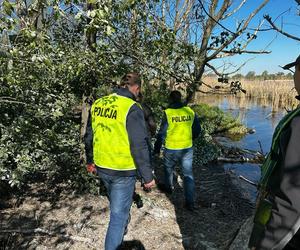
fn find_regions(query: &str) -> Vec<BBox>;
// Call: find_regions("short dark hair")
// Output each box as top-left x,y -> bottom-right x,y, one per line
169,90 -> 182,103
120,72 -> 141,87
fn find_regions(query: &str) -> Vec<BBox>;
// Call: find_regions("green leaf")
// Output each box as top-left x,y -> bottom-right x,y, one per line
3,0 -> 14,16
98,9 -> 105,18
90,10 -> 96,18
75,12 -> 82,20
44,58 -> 52,67
30,31 -> 37,38
106,25 -> 115,36
7,59 -> 13,70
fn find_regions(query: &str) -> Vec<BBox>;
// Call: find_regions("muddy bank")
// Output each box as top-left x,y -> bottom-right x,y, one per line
0,160 -> 254,250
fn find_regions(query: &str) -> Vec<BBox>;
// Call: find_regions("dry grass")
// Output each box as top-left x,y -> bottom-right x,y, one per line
199,77 -> 298,111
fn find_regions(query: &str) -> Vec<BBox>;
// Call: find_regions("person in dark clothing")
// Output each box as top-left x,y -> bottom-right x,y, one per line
84,72 -> 155,250
249,55 -> 300,250
153,90 -> 201,211
136,93 -> 157,193
136,93 -> 157,138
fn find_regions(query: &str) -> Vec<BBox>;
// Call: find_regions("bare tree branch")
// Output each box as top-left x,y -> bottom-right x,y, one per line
241,19 -> 265,50
200,80 -> 215,90
214,0 -> 231,23
172,0 -> 195,40
216,49 -> 271,56
264,14 -> 300,41
109,35 -> 193,84
198,0 -> 235,35
173,0 -> 180,31
0,99 -> 26,105
193,0 -> 232,85
206,63 -> 222,76
207,0 -> 270,61
205,58 -> 252,76
247,27 -> 273,32
179,0 -> 195,40
226,58 -> 254,75
222,0 -> 247,19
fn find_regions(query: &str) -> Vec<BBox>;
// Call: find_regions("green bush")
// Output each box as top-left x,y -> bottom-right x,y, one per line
192,103 -> 247,136
0,30 -> 112,192
190,103 -> 248,164
193,134 -> 221,166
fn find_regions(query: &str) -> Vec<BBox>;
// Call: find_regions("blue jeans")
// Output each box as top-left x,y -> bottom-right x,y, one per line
163,147 -> 195,205
98,171 -> 136,250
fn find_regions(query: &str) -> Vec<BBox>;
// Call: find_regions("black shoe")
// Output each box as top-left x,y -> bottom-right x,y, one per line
119,240 -> 146,250
133,192 -> 143,208
157,183 -> 173,194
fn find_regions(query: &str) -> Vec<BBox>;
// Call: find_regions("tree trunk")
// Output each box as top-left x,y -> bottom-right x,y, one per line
80,95 -> 91,163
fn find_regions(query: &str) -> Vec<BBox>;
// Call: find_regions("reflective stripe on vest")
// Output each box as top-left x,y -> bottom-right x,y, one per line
165,107 -> 195,150
91,93 -> 136,171
260,108 -> 300,189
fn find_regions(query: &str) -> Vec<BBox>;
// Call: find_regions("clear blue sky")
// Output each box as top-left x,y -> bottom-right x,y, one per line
210,0 -> 300,75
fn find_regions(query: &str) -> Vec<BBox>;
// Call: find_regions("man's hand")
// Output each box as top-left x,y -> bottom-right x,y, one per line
86,163 -> 97,174
144,179 -> 156,189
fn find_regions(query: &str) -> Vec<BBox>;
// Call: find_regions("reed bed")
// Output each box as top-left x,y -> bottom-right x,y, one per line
198,77 -> 299,111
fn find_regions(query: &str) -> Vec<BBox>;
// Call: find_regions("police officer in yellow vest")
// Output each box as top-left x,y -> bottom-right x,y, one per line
249,55 -> 300,250
154,90 -> 201,211
84,72 -> 155,250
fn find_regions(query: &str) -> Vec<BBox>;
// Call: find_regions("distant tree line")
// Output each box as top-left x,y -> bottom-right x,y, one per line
231,70 -> 293,81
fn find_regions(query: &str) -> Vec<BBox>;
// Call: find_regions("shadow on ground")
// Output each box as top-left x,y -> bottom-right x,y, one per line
153,157 -> 254,250
0,159 -> 254,250
0,182 -> 107,250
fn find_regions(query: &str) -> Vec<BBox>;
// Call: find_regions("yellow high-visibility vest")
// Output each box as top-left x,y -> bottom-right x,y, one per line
165,107 -> 195,150
91,93 -> 136,171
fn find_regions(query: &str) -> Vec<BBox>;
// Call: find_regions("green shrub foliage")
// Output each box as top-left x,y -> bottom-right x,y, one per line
192,103 -> 247,135
0,19 -> 118,190
191,103 -> 247,165
0,1 -> 247,192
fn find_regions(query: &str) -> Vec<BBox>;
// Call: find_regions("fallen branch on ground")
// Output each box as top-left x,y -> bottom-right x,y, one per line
239,175 -> 258,187
0,228 -> 93,244
217,156 -> 250,163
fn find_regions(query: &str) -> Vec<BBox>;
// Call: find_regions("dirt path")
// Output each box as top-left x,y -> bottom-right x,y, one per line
0,162 -> 253,250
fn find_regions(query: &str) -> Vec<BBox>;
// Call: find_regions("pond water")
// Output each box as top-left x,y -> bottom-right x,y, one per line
198,95 -> 288,202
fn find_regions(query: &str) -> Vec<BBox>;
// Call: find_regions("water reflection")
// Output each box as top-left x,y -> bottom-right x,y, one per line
197,95 -> 287,202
